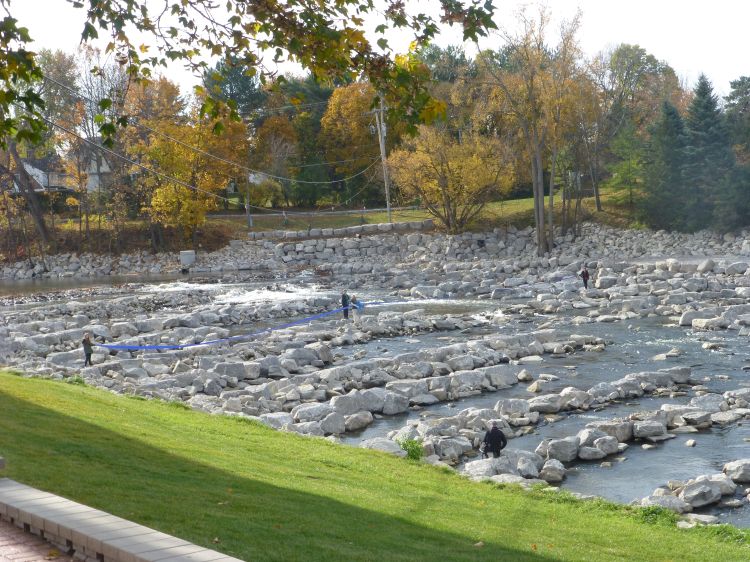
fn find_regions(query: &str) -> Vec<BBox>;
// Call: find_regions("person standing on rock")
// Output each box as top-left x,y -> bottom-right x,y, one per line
341,291 -> 350,321
82,332 -> 94,367
350,296 -> 363,323
483,421 -> 507,458
579,266 -> 590,290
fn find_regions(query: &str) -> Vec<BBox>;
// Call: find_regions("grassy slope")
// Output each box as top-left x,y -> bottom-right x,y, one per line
0,373 -> 747,561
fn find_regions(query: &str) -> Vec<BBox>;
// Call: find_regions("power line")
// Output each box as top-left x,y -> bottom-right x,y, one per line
41,74 -> 378,186
37,112 -> 385,216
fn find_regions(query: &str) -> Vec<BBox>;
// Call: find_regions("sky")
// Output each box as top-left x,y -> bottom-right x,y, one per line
9,0 -> 750,97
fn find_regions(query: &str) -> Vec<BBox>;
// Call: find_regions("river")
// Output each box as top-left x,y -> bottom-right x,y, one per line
2,275 -> 749,526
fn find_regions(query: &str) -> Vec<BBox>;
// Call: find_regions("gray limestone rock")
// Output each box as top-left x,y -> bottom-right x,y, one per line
382,391 -> 409,415
345,411 -> 374,432
633,420 -> 667,438
640,495 -> 692,514
723,459 -> 750,482
320,412 -> 346,435
292,402 -> 333,423
678,480 -> 722,508
539,459 -> 566,483
360,438 -> 406,457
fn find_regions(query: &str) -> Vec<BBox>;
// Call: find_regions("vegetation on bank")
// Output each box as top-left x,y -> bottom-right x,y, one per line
0,189 -> 627,262
0,372 -> 747,561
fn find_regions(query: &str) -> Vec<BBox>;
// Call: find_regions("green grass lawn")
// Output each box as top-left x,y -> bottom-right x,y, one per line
218,189 -> 634,236
0,373 -> 747,561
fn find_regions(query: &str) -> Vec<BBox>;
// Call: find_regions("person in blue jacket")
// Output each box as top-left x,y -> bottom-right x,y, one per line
351,296 -> 364,322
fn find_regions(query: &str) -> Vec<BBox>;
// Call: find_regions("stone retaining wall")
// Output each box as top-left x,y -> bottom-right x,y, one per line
246,218 -> 435,241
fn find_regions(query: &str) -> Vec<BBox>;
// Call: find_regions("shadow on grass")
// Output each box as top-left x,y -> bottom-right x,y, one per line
0,388 -> 550,562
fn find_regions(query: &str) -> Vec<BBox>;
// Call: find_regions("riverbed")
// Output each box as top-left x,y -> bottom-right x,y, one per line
2,274 -> 749,526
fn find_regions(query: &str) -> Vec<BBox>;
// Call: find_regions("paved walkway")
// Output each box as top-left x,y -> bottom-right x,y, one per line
0,517 -> 75,562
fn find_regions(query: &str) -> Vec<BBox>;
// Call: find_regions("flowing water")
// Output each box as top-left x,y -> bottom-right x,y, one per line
3,277 -> 749,525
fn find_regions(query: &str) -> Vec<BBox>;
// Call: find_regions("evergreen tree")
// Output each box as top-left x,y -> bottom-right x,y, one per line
725,76 -> 750,163
203,59 -> 267,123
640,101 -> 686,230
681,74 -> 734,231
713,165 -> 750,230
604,120 -> 645,219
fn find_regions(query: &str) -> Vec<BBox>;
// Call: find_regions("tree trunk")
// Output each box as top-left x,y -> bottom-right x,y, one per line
591,145 -> 602,212
9,143 -> 55,254
574,172 -> 583,237
561,172 -> 569,236
581,130 -> 602,212
547,147 -> 558,250
532,142 -> 547,256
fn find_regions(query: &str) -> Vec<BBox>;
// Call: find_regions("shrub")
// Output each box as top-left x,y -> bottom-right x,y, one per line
397,438 -> 424,461
65,375 -> 86,386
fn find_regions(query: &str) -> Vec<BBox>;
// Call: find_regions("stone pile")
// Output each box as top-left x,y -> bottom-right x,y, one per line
638,459 -> 750,521
375,367 -> 750,478
3,222 -> 749,282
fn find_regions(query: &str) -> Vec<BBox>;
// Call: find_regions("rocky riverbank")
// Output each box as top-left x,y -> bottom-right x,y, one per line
2,220 -> 750,527
2,221 -> 750,282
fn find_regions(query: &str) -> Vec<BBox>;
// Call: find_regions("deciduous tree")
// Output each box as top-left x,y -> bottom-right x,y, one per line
0,0 -> 496,147
389,126 -> 513,233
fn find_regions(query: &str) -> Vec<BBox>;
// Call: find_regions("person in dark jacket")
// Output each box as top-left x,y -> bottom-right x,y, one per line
483,421 -> 508,458
341,291 -> 350,320
82,332 -> 94,367
580,266 -> 590,289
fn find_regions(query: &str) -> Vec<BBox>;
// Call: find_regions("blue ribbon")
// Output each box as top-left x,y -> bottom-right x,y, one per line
98,300 -> 400,351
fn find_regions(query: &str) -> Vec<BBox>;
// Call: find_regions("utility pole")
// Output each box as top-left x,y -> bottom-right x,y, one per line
374,97 -> 392,223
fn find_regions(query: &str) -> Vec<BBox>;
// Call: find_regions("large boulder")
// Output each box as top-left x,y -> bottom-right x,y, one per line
539,459 -> 566,483
360,438 -> 406,457
528,394 -> 562,414
305,342 -> 334,364
578,446 -> 607,460
689,394 -> 727,413
382,391 -> 410,415
345,411 -> 374,432
594,436 -> 620,455
577,428 -> 608,447
588,382 -> 620,402
463,457 -> 515,479
517,457 -> 539,478
559,387 -> 593,410
494,398 -> 530,416
536,437 -> 579,463
291,402 -> 333,423
288,421 -> 324,436
320,412 -> 346,435
386,379 -> 428,398
723,459 -> 750,482
633,420 -> 666,438
331,390 -> 365,416
259,412 -> 293,429
678,480 -> 722,508
587,420 -> 633,443
360,388 -> 386,412
708,473 -> 737,495
725,262 -> 748,275
214,362 -> 248,379
432,436 -> 473,460
640,495 -> 692,514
